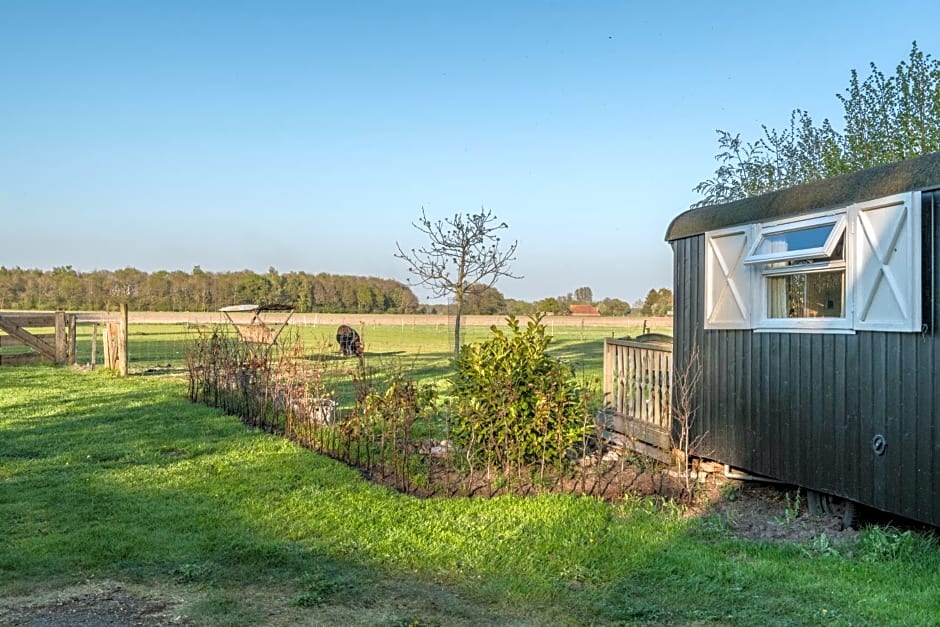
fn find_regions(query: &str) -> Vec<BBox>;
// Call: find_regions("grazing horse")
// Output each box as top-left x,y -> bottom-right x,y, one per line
335,324 -> 364,357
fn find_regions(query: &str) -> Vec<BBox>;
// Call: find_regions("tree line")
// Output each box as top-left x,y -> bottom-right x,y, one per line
0,265 -> 665,316
0,266 -> 419,313
532,287 -> 672,317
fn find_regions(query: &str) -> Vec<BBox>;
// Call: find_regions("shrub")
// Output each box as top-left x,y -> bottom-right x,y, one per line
449,315 -> 589,471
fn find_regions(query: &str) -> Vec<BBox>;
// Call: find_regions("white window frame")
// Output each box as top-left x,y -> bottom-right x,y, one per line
751,209 -> 852,333
744,213 -> 847,265
701,191 -> 921,334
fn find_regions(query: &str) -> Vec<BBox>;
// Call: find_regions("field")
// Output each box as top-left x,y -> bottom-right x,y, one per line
62,313 -> 672,382
3,315 -> 940,625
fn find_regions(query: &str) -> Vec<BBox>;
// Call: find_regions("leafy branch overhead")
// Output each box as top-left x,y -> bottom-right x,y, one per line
694,41 -> 940,207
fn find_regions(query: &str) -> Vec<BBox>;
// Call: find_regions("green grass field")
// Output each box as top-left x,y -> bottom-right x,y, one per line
64,316 -> 671,384
3,364 -> 940,625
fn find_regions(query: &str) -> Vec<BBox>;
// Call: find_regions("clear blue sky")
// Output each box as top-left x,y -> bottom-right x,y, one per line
2,1 -> 937,304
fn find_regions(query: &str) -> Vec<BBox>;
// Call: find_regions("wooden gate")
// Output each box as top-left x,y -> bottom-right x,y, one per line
0,312 -> 77,365
600,335 -> 673,462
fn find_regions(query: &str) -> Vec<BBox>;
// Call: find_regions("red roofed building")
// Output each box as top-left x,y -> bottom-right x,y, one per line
569,304 -> 600,316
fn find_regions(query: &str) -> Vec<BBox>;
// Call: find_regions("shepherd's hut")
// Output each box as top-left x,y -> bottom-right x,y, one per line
664,151 -> 940,526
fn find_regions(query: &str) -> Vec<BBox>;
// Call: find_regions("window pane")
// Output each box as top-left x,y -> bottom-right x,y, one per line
768,270 -> 845,318
755,224 -> 835,256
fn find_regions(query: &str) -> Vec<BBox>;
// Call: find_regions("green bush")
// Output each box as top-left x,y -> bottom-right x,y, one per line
449,315 -> 589,470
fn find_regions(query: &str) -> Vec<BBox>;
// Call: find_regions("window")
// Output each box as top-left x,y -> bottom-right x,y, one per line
745,214 -> 846,265
767,269 -> 844,318
703,192 -> 921,333
749,212 -> 850,331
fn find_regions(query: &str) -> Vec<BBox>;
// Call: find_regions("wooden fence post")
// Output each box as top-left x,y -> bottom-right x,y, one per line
67,314 -> 77,366
90,323 -> 98,369
118,303 -> 129,376
55,311 -> 66,364
104,323 -> 116,369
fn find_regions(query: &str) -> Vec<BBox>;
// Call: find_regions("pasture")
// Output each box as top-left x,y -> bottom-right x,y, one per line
65,313 -> 672,385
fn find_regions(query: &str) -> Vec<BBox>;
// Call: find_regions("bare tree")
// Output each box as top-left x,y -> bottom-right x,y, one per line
672,343 -> 707,503
395,207 -> 520,360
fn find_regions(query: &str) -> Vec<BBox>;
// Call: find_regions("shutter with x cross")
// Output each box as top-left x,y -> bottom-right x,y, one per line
704,225 -> 753,329
854,192 -> 921,332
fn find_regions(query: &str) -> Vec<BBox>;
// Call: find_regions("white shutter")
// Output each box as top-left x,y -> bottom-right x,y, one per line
704,226 -> 753,329
854,192 -> 921,332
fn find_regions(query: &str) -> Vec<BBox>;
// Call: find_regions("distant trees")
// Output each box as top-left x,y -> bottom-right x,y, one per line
395,207 -> 520,360
640,288 -> 673,316
694,42 -> 940,206
0,266 -> 419,314
597,297 -> 632,316
461,284 -> 508,315
534,297 -> 565,315
574,286 -> 593,303
532,292 -> 637,316
0,263 -> 667,320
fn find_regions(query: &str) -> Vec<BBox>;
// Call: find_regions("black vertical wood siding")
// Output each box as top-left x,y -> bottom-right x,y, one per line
671,190 -> 940,526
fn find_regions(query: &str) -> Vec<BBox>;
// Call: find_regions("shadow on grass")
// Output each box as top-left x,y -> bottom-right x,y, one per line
1,367 -> 612,623
4,366 -> 936,625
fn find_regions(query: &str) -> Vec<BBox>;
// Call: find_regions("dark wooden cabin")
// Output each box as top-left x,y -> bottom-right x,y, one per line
665,151 -> 940,527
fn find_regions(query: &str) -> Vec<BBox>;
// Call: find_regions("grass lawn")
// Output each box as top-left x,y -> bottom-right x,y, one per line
2,365 -> 940,625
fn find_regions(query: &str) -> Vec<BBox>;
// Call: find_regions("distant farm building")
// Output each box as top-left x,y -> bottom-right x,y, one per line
569,304 -> 600,316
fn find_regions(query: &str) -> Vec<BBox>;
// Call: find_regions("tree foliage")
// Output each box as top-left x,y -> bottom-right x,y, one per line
640,288 -> 673,316
449,315 -> 589,470
694,42 -> 940,207
597,297 -> 632,316
574,286 -> 593,303
534,297 -> 565,315
461,284 -> 508,315
0,265 -> 418,314
395,207 -> 520,360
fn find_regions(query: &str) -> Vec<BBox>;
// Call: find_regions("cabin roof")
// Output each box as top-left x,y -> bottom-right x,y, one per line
666,150 -> 940,241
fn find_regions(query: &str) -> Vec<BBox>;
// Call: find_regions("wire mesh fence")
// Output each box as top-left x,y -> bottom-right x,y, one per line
5,311 -> 672,379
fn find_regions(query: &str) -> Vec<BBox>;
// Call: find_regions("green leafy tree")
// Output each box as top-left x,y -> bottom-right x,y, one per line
574,286 -> 593,303
462,284 -> 508,315
641,288 -> 673,316
534,297 -> 564,315
597,297 -> 632,316
694,42 -> 940,206
506,298 -> 534,316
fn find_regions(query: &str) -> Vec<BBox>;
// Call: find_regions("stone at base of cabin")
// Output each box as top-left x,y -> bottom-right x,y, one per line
663,468 -> 709,483
697,460 -> 726,474
601,449 -> 622,462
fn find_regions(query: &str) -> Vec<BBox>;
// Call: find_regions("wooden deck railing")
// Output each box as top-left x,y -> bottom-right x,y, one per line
601,336 -> 673,455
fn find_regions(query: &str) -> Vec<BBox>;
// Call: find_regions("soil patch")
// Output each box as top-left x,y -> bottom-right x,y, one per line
703,483 -> 860,545
0,583 -> 193,626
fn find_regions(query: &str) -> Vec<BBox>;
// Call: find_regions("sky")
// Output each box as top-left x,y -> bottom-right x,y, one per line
3,1 -> 939,305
